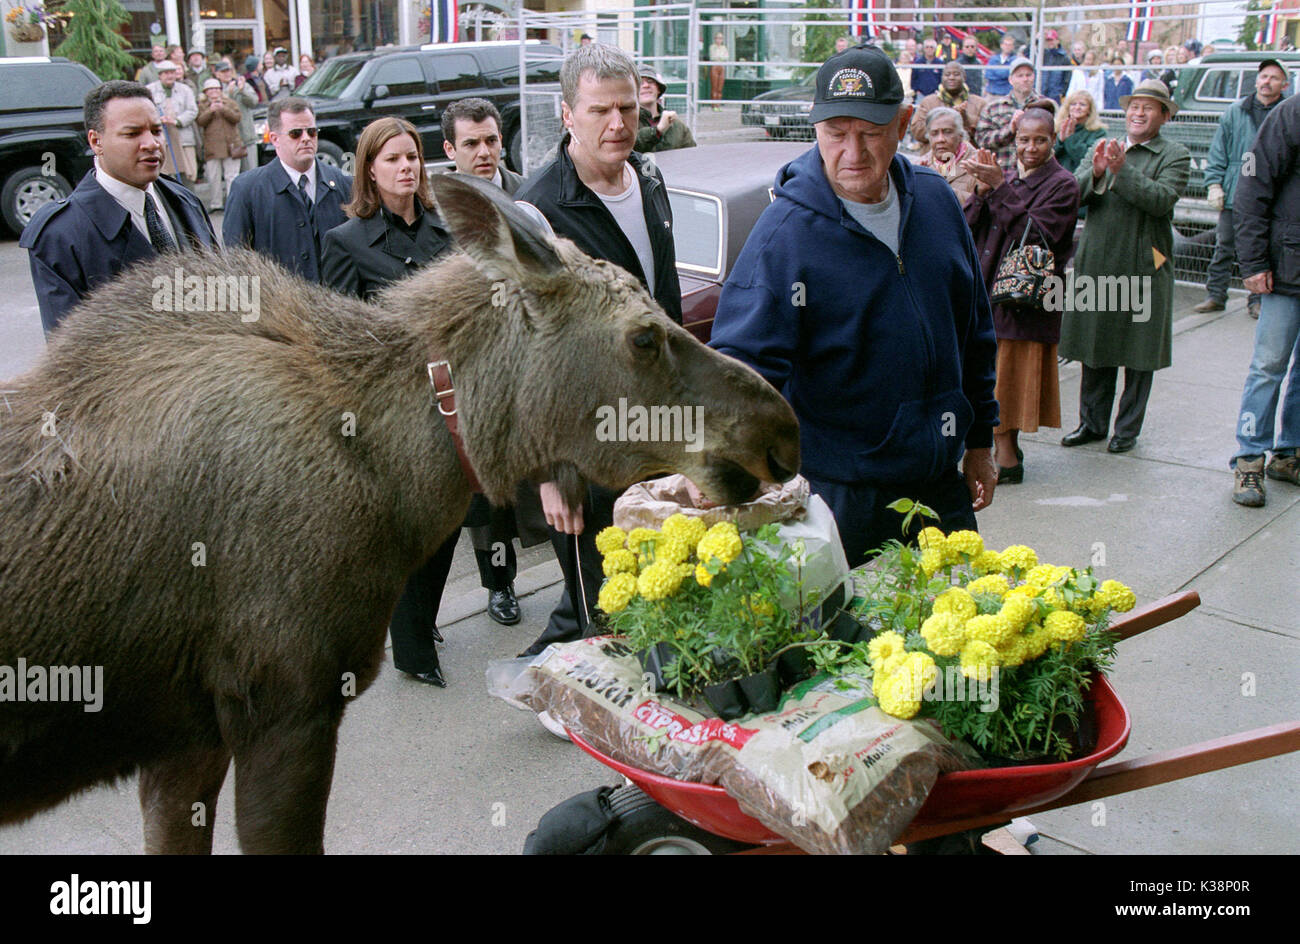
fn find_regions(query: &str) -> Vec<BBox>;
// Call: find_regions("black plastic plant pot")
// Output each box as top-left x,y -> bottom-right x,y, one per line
777,646 -> 811,688
737,662 -> 782,715
709,647 -> 743,679
636,642 -> 677,690
702,679 -> 747,721
826,608 -> 870,645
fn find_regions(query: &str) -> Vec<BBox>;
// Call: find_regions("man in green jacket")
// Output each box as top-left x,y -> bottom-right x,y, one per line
635,68 -> 696,153
1197,59 -> 1289,320
1059,79 -> 1191,454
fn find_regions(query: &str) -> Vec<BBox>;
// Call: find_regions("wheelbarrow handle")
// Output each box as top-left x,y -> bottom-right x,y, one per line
1108,589 -> 1200,641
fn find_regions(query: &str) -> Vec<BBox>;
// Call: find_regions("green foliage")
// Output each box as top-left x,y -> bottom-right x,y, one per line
802,0 -> 848,68
1238,0 -> 1268,52
54,0 -> 138,82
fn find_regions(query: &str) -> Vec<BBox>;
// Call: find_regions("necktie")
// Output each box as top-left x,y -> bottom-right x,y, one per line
144,192 -> 176,253
297,173 -> 312,212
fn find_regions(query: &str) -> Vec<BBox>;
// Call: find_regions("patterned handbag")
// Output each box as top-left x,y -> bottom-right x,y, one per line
990,216 -> 1055,313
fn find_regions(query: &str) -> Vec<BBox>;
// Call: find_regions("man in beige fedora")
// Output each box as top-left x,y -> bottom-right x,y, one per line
1059,78 -> 1190,454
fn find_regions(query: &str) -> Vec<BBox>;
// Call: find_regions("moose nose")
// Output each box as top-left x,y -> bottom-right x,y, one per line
766,443 -> 799,484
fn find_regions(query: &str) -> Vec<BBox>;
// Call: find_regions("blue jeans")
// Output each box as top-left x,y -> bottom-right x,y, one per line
1233,292 -> 1300,464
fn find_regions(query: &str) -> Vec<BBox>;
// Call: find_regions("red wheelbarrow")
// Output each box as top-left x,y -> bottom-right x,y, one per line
567,591 -> 1300,853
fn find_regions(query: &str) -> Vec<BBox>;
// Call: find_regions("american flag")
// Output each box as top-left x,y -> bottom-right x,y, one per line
1127,0 -> 1154,44
1256,8 -> 1279,47
850,0 -> 882,39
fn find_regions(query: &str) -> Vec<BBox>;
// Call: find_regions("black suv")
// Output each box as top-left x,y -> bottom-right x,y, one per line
0,57 -> 99,235
255,40 -> 562,173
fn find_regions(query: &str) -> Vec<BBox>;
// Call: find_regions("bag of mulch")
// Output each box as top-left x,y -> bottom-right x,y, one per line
489,638 -> 979,855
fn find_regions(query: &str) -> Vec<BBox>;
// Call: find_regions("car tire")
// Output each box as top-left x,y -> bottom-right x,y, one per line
506,126 -> 524,174
316,139 -> 348,172
2,165 -> 73,236
599,783 -> 755,855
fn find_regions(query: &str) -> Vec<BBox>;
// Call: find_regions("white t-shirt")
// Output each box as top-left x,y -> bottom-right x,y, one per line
595,167 -> 656,296
838,173 -> 901,257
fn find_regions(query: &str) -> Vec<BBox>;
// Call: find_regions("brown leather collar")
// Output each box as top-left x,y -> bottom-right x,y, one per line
427,360 -> 483,494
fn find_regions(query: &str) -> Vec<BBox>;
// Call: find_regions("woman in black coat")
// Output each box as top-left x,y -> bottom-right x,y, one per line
322,117 -> 459,686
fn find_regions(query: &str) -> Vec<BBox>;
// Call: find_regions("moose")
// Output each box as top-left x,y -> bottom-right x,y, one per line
0,174 -> 800,853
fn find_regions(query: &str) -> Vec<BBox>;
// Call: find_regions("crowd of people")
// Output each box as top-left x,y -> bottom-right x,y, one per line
17,39 -> 1300,713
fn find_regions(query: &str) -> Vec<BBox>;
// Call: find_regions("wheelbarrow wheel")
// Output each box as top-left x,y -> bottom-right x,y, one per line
602,784 -> 755,855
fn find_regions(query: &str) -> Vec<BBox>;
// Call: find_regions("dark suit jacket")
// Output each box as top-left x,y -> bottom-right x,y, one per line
222,157 -> 352,282
320,205 -> 454,300
20,171 -> 218,336
499,166 -> 525,196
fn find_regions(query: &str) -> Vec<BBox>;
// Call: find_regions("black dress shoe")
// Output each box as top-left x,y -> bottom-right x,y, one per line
406,667 -> 447,688
1061,425 -> 1107,447
430,626 -> 444,643
997,463 -> 1024,484
487,587 -> 521,625
1107,436 -> 1137,454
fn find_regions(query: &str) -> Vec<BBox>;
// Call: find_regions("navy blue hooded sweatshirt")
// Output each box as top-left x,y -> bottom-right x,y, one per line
710,145 -> 999,487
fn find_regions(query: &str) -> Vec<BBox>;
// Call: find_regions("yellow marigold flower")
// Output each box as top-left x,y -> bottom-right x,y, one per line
1045,609 -> 1087,645
867,630 -> 906,669
656,536 -> 692,565
637,560 -> 683,601
626,527 -> 661,551
946,530 -> 984,558
933,587 -> 977,621
998,544 -> 1038,574
874,673 -> 922,720
959,640 -> 1000,679
676,563 -> 695,580
661,513 -> 706,545
997,635 -> 1033,668
917,526 -> 946,551
743,594 -> 777,619
1006,583 -> 1039,601
1041,587 -> 1066,611
1098,579 -> 1137,613
597,573 -> 637,613
965,613 -> 1015,648
694,563 -> 715,587
921,612 -> 967,656
595,526 -> 627,555
971,549 -> 1003,574
601,548 -> 637,577
1024,623 -> 1053,660
1077,594 -> 1109,619
1025,564 -> 1057,588
698,522 -> 743,565
966,573 -> 1010,598
919,547 -> 944,577
999,595 -> 1036,632
898,651 -> 938,696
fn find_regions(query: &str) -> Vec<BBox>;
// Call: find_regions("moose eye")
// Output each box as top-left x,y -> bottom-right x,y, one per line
631,329 -> 658,352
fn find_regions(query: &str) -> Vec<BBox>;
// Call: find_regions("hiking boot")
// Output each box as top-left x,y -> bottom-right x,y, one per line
1266,453 -> 1300,485
1248,302 -> 1260,320
1192,298 -> 1225,313
1232,456 -> 1266,507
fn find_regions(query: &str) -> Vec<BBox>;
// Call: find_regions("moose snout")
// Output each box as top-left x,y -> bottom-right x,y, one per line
767,443 -> 799,484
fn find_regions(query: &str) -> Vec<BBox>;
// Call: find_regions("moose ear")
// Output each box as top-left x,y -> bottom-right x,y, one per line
431,173 -> 564,279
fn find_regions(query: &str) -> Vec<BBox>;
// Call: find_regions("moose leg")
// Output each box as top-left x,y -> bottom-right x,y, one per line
230,714 -> 341,855
139,745 -> 231,854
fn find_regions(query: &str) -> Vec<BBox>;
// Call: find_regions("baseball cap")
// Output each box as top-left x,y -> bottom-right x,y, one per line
156,60 -> 180,73
1009,56 -> 1035,74
809,45 -> 905,125
202,78 -> 222,90
1259,58 -> 1287,75
1044,29 -> 1059,40
187,47 -> 204,57
273,46 -> 288,55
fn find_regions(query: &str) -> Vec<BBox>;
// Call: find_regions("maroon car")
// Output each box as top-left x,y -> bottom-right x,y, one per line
654,142 -> 809,343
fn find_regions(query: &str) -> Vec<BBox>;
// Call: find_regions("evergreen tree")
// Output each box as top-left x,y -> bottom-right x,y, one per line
54,0 -> 138,81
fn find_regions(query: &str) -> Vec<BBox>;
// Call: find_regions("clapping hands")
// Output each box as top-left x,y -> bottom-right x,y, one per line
960,147 -> 1004,194
1092,138 -> 1126,180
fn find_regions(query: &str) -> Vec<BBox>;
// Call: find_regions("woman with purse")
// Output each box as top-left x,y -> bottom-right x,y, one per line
962,102 -> 1080,484
322,117 -> 458,687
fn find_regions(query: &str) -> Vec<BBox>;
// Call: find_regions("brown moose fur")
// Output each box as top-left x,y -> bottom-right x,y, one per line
0,174 -> 799,853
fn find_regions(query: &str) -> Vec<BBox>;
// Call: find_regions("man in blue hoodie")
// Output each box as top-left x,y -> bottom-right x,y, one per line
710,43 -> 999,565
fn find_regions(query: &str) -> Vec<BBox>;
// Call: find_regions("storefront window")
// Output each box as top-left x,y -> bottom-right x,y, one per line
312,0 -> 399,60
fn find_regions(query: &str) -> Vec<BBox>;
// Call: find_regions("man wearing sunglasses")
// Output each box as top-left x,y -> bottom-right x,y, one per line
223,97 -> 351,281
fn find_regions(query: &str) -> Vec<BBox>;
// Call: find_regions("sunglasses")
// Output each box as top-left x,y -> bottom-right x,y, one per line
284,127 -> 319,140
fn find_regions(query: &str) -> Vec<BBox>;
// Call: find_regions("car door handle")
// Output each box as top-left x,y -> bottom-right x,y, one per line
421,104 -> 439,110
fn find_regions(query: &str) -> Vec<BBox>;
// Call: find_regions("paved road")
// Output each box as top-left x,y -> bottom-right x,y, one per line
1,217 -> 1296,855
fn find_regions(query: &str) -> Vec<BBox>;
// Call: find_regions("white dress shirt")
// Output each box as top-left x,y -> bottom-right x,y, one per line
279,158 -> 317,203
95,161 -> 178,247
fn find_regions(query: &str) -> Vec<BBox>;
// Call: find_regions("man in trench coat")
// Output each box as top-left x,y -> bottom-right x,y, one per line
1059,79 -> 1190,453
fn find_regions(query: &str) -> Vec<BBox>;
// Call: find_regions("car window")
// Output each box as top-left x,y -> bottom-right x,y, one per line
0,64 -> 97,111
297,58 -> 365,99
1196,68 -> 1240,101
667,188 -> 723,274
371,57 -> 428,97
428,54 -> 481,93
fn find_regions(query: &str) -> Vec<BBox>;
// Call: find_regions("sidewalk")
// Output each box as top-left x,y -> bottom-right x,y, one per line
1,288 -> 1295,855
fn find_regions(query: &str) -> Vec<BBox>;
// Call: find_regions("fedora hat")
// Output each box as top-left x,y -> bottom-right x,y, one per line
1119,78 -> 1177,117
